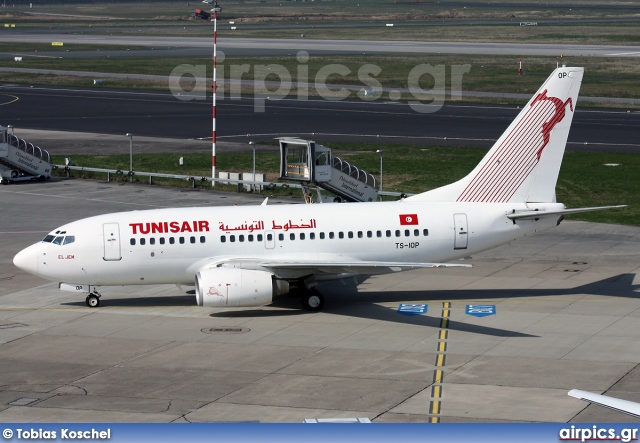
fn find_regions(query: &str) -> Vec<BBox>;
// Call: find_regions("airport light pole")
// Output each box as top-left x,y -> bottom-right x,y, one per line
126,133 -> 133,182
376,149 -> 383,200
250,141 -> 256,192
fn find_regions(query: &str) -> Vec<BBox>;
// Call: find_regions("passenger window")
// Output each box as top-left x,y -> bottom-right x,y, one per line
140,238 -> 146,246
170,237 -> 175,245
63,236 -> 75,245
290,233 -> 295,240
230,235 -> 235,243
221,236 -> 226,243
423,229 -> 429,236
405,230 -> 410,237
395,230 -> 401,237
339,232 -> 344,239
414,229 -> 419,236
190,236 -> 195,244
310,233 -> 315,240
320,232 -> 325,239
130,238 -> 136,246
377,231 -> 382,238
267,233 -> 273,241
385,230 -> 391,238
239,235 -> 244,242
160,237 -> 166,245
300,233 -> 305,240
248,235 -> 254,242
53,236 -> 63,245
150,238 -> 156,245
367,231 -> 372,238
257,234 -> 263,241
329,232 -> 335,239
278,233 -> 284,241
357,231 -> 363,238
200,236 -> 206,243
179,237 -> 185,244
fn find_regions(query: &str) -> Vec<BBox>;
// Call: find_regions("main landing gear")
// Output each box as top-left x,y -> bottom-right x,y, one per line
85,292 -> 101,308
299,288 -> 324,312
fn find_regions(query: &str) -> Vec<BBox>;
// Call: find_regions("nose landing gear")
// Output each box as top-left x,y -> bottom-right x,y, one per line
85,292 -> 101,308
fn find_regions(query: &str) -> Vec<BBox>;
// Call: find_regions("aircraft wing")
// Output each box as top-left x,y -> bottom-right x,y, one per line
568,389 -> 640,419
258,260 -> 472,275
508,205 -> 627,221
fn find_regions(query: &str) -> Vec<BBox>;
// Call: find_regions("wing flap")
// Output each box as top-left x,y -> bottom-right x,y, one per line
259,260 -> 472,275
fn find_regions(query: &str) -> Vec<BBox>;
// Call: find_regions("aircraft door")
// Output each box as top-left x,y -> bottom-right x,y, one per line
264,230 -> 276,249
103,223 -> 122,261
453,213 -> 468,250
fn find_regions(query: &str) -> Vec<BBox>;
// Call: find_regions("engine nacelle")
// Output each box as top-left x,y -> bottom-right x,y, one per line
195,268 -> 282,307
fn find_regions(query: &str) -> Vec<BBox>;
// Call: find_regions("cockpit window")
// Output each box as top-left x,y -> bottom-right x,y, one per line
63,236 -> 75,245
43,235 -> 55,243
52,236 -> 64,245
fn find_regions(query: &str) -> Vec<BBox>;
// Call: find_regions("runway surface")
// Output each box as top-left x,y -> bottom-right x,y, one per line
1,84 -> 639,152
1,179 -> 639,423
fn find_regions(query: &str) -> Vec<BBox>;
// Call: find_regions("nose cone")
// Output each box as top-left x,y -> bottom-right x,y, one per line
13,244 -> 39,276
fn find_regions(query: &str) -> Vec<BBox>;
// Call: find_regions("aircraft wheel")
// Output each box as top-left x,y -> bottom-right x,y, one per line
86,294 -> 100,308
301,289 -> 324,312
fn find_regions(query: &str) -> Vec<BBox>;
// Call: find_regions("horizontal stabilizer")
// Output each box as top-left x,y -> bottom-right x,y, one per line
507,205 -> 627,220
568,389 -> 640,419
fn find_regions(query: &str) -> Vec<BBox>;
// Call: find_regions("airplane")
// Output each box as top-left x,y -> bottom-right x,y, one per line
569,389 -> 640,419
13,66 -> 625,311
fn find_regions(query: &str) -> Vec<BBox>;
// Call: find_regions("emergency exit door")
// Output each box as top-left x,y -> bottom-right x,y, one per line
103,223 -> 122,261
453,213 -> 468,250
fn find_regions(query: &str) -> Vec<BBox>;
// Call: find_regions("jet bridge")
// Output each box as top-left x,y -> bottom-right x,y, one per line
278,137 -> 378,203
0,126 -> 52,184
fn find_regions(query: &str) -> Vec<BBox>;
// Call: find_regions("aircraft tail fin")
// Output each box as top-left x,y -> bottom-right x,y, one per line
407,66 -> 584,203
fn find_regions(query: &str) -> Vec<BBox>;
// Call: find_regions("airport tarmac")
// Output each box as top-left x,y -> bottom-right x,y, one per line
1,179 -> 639,423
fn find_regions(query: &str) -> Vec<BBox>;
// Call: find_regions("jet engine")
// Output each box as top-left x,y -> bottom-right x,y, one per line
195,268 -> 288,307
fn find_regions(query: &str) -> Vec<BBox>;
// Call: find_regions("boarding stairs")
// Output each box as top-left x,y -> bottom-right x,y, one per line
0,126 -> 52,184
278,138 -> 378,203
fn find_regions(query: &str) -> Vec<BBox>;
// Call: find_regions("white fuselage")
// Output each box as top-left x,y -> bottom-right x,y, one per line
16,200 -> 563,287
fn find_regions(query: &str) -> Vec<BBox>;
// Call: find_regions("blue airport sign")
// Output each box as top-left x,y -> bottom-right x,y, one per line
398,304 -> 428,316
466,305 -> 496,318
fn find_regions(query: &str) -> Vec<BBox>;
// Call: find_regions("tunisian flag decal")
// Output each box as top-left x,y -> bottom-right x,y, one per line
399,214 -> 419,225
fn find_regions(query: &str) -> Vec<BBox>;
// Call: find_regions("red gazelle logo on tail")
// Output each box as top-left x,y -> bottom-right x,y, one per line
457,89 -> 574,203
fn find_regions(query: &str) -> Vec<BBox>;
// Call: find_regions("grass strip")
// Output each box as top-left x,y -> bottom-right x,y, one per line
51,144 -> 637,226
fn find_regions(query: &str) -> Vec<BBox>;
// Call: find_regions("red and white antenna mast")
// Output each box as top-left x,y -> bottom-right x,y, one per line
211,1 -> 221,186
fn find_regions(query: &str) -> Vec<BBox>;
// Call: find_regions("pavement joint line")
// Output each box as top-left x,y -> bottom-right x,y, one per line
0,306 -> 199,311
380,296 -> 632,305
0,231 -> 49,234
0,188 -> 172,208
429,301 -> 451,424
